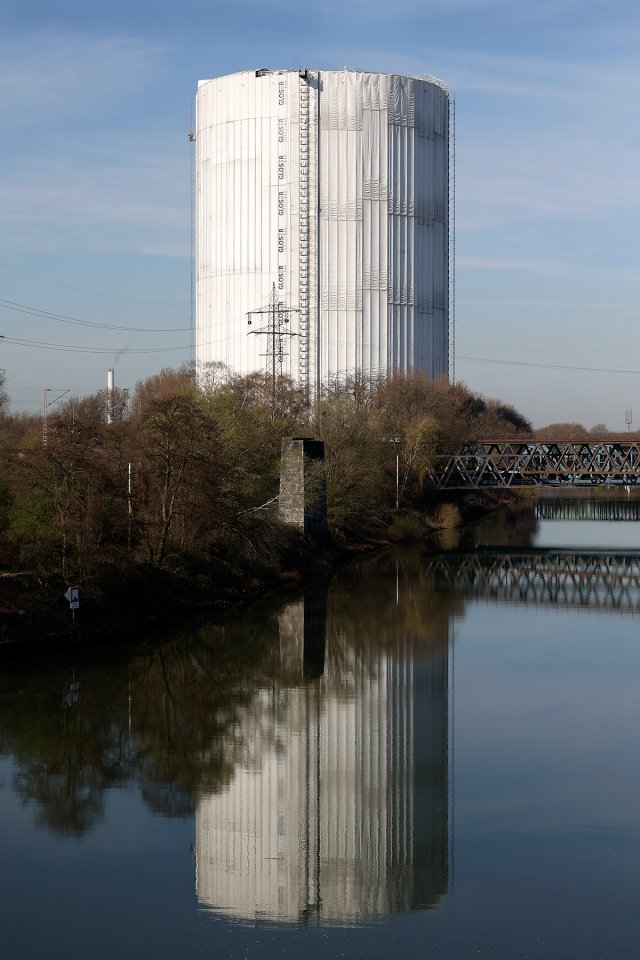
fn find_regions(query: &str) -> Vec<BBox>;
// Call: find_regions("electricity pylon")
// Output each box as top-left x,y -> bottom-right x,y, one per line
247,283 -> 299,397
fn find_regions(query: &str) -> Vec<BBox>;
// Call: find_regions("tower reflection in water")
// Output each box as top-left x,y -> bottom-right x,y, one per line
196,585 -> 449,925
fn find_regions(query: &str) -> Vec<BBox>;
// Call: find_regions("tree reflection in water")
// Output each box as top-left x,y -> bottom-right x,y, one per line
0,549 -> 462,843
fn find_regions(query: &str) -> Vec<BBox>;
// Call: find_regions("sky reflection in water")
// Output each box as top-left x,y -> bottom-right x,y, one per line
1,504 -> 639,958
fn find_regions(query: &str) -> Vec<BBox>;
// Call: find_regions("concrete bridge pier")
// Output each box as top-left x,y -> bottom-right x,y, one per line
279,438 -> 329,542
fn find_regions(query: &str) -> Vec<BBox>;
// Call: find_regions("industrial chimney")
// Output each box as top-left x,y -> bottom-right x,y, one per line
107,368 -> 114,424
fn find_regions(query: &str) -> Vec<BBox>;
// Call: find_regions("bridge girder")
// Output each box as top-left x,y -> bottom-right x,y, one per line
427,439 -> 640,489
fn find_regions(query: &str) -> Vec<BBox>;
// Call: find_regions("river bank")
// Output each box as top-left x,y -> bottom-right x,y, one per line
0,489 -> 525,660
4,498 -> 639,959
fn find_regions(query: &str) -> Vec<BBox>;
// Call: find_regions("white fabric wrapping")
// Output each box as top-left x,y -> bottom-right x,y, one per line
196,69 -> 449,386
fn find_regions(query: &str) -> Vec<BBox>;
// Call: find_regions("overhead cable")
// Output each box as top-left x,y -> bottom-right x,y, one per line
458,356 -> 640,376
0,261 -> 188,306
1,336 -> 190,355
0,298 -> 190,332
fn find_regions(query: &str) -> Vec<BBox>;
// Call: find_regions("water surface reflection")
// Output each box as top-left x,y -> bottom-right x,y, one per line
196,585 -> 449,924
534,497 -> 640,521
2,515 -> 640,958
428,550 -> 640,614
0,557 -> 457,927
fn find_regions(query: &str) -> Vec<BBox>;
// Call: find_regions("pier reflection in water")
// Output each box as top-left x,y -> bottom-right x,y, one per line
3,510 -> 640,959
0,554 -> 455,934
196,584 -> 449,924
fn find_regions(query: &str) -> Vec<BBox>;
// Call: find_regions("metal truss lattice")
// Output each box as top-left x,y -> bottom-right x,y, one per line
427,439 -> 640,489
426,552 -> 640,614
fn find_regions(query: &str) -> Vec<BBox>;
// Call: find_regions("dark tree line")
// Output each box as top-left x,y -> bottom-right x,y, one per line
0,365 -> 531,585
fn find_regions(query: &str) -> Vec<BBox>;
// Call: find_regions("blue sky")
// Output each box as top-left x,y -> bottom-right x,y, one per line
1,0 -> 639,428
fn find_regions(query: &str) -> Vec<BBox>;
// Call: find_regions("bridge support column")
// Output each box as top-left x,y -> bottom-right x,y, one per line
279,438 -> 329,542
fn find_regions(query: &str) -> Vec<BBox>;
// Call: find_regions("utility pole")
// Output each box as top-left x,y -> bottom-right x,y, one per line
127,461 -> 133,558
42,388 -> 70,446
42,389 -> 48,447
247,283 -> 299,398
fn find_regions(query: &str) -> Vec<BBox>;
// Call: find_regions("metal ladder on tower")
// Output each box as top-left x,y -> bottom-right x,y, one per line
298,77 -> 310,392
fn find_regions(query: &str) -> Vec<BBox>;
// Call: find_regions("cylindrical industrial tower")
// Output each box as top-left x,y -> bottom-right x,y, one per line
195,68 -> 449,393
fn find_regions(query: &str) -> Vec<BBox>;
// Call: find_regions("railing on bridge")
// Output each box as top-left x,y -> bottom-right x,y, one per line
427,439 -> 640,489
426,551 -> 640,615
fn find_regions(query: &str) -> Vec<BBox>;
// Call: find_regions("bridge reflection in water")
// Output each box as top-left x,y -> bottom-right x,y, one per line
427,551 -> 640,615
196,587 -> 450,925
534,498 -> 640,521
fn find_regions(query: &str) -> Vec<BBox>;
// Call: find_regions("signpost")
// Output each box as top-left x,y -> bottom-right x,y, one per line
65,586 -> 80,629
64,681 -> 80,707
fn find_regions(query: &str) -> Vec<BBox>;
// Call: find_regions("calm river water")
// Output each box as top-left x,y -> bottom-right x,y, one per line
2,499 -> 639,959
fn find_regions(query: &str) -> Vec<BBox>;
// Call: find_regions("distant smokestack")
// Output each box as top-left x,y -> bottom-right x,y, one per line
107,368 -> 114,424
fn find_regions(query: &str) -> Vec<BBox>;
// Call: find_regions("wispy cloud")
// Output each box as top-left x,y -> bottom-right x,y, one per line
0,30 -> 165,128
280,0 -> 607,20
456,257 -> 569,273
341,45 -> 640,108
457,124 -> 640,235
422,52 -> 640,237
1,141 -> 189,257
0,30 -> 186,258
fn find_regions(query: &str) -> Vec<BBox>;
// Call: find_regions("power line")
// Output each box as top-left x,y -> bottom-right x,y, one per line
0,326 -> 254,355
1,336 -> 190,354
458,356 -> 640,376
8,337 -> 638,372
4,380 -> 42,392
6,333 -> 638,373
0,261 -> 187,306
0,298 -> 190,332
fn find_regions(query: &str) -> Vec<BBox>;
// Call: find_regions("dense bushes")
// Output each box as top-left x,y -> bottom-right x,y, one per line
0,366 -> 531,584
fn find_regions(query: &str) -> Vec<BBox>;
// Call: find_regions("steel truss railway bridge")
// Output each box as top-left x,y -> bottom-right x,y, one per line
427,439 -> 640,489
427,551 -> 640,615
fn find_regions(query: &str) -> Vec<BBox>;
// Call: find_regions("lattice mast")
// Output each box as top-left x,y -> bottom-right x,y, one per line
247,283 -> 299,395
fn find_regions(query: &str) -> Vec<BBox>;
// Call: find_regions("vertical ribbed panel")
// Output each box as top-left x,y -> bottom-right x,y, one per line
196,69 -> 448,386
195,597 -> 450,923
320,72 -> 365,382
196,71 -> 302,378
317,70 -> 448,382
